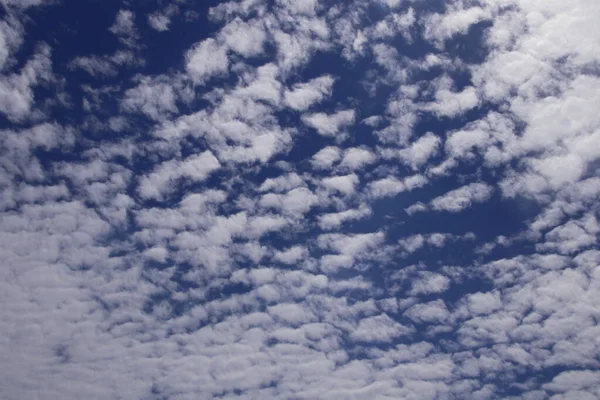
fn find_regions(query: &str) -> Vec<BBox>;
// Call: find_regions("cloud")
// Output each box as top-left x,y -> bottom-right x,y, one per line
219,17 -> 267,57
311,146 -> 341,170
148,13 -> 171,32
185,38 -> 230,84
339,147 -> 377,170
405,300 -> 449,324
109,10 -> 139,47
69,10 -> 144,77
259,187 -> 319,216
273,245 -> 308,264
368,174 -> 428,199
409,272 -> 451,296
0,43 -> 52,121
351,314 -> 412,343
429,182 -> 493,212
301,109 -> 356,138
2,0 -> 48,10
396,132 -> 441,169
318,205 -> 371,230
2,0 -> 600,399
424,85 -> 479,118
121,76 -> 179,121
423,4 -> 492,46
137,151 -> 221,200
0,16 -> 24,70
69,50 -> 143,77
321,173 -> 359,195
147,5 -> 179,32
284,75 -> 335,111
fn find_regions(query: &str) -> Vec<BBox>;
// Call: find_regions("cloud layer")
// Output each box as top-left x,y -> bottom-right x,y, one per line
1,0 -> 600,399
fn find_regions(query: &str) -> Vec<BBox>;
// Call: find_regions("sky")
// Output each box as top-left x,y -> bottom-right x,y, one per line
1,0 -> 600,399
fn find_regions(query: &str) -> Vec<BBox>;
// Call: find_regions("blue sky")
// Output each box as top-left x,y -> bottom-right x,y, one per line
1,0 -> 600,399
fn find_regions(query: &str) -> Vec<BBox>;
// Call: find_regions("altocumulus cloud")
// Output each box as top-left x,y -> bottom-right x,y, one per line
1,0 -> 600,399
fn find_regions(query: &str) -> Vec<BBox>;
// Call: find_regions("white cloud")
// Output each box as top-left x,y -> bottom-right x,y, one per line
430,182 -> 493,212
143,246 -> 169,262
0,43 -> 52,122
339,147 -> 377,170
466,291 -> 503,316
259,187 -> 319,215
138,151 -> 221,200
351,314 -> 412,343
109,10 -> 139,47
3,1 -> 600,399
0,16 -> 24,71
147,5 -> 179,32
69,50 -> 143,77
321,173 -> 359,195
219,17 -> 266,57
121,76 -> 179,121
318,232 -> 384,258
318,205 -> 371,230
284,75 -> 335,111
410,273 -> 451,296
425,86 -> 479,118
538,216 -> 598,255
301,109 -> 355,137
397,132 -> 441,169
148,14 -> 171,32
368,176 -> 405,199
423,5 -> 492,46
311,146 -> 341,170
185,38 -> 229,84
2,0 -> 48,9
273,245 -> 308,264
259,172 -> 304,193
405,300 -> 449,324
268,303 -> 316,326
369,174 -> 428,199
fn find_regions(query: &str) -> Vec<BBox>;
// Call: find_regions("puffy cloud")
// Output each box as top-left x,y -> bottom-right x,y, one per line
430,182 -> 493,212
317,232 -> 384,265
318,205 -> 372,230
137,151 -> 221,200
273,245 -> 308,264
339,147 -> 377,170
259,187 -> 319,215
186,38 -> 229,84
121,76 -> 179,121
405,300 -> 450,324
311,146 -> 341,170
321,173 -> 359,195
259,172 -> 305,193
0,43 -> 52,121
369,174 -> 428,199
368,176 -> 405,198
284,75 -> 335,111
219,17 -> 267,57
147,5 -> 179,32
148,13 -> 171,31
2,0 -> 600,399
351,314 -> 412,343
410,273 -> 451,296
423,5 -> 492,46
301,109 -> 356,137
397,132 -> 441,169
425,85 -> 479,118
